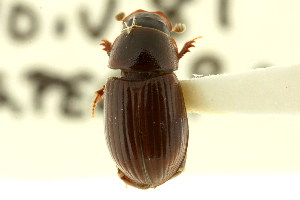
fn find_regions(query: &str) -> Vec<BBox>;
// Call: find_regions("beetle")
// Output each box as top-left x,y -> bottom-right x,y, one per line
92,9 -> 200,189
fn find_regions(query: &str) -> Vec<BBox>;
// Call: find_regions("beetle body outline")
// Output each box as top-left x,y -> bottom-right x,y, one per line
93,9 -> 199,189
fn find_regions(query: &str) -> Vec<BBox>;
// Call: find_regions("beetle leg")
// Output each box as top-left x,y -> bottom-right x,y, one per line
170,156 -> 187,179
118,169 -> 150,189
91,85 -> 105,117
178,36 -> 202,59
100,40 -> 112,56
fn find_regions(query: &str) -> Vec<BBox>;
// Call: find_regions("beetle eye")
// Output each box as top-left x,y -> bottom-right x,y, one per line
115,12 -> 125,21
172,23 -> 186,33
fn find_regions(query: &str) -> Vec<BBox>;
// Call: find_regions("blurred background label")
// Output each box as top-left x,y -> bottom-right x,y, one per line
1,0 -> 300,179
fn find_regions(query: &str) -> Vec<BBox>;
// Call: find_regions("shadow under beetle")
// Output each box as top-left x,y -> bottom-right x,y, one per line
92,9 -> 200,189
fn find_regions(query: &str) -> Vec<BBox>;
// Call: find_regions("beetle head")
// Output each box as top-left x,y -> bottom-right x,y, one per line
116,10 -> 175,35
109,10 -> 182,72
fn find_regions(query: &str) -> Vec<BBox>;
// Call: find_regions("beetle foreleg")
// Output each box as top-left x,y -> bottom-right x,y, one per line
91,85 -> 105,117
100,40 -> 112,56
178,36 -> 202,59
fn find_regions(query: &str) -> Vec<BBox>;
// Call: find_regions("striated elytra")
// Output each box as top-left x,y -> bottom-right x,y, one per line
92,9 -> 200,189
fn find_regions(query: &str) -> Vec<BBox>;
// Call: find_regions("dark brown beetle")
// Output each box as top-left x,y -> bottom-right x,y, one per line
92,9 -> 200,189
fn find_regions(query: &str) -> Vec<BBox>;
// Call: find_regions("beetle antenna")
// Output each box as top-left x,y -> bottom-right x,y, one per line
115,12 -> 125,21
172,23 -> 186,33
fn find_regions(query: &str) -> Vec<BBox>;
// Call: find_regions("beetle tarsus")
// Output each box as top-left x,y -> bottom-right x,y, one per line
92,86 -> 105,117
178,36 -> 202,59
100,40 -> 112,56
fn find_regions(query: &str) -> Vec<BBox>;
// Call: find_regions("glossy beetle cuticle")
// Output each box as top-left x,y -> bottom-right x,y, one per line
92,9 -> 199,189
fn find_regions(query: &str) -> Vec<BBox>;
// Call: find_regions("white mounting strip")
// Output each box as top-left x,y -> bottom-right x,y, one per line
181,63 -> 300,115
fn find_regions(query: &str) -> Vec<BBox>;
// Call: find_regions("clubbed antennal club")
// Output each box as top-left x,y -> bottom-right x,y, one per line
115,12 -> 125,21
172,23 -> 186,33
